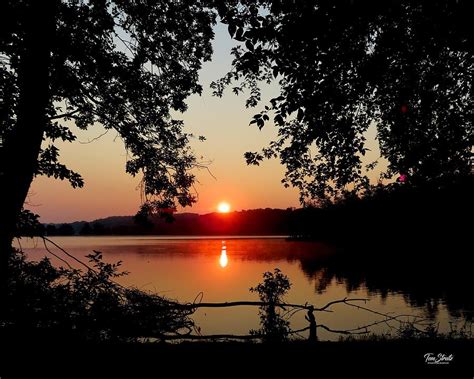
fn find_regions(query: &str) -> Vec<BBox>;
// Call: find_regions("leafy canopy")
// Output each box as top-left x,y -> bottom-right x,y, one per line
214,0 -> 473,203
1,0 -> 216,213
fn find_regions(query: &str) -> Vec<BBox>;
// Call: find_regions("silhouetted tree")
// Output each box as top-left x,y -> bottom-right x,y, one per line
45,224 -> 58,237
79,223 -> 92,236
91,222 -> 107,236
250,268 -> 291,342
214,1 -> 473,202
0,1 -> 216,283
57,224 -> 74,236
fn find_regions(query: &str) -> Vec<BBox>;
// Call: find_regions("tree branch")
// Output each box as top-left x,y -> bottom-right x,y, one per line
161,333 -> 262,341
315,297 -> 369,312
180,297 -> 369,312
317,324 -> 369,335
42,236 -> 94,272
49,108 -> 81,120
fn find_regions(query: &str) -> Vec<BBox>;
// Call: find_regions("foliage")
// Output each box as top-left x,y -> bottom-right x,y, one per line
250,268 -> 291,342
214,1 -> 473,203
0,0 -> 217,214
15,209 -> 44,238
3,248 -> 195,341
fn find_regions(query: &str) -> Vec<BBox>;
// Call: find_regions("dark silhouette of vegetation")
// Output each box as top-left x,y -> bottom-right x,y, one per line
214,1 -> 472,202
79,222 -> 92,236
289,177 -> 473,247
250,269 -> 291,342
5,247 -> 195,341
0,0 -> 216,288
43,208 -> 296,236
56,224 -> 74,236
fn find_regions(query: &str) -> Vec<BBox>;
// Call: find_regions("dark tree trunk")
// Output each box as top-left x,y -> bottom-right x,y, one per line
0,0 -> 57,298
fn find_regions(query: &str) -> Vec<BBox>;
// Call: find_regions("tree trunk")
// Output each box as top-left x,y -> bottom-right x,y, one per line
0,0 -> 57,298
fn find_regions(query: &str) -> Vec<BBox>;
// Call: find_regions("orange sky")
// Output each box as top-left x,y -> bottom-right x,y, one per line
28,24 -> 383,223
29,25 -> 301,223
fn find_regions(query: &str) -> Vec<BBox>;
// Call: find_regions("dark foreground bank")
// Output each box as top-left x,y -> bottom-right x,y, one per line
1,338 -> 472,378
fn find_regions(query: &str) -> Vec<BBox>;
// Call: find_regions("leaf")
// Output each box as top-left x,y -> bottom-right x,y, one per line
245,40 -> 254,51
274,114 -> 284,126
272,66 -> 279,78
228,23 -> 236,37
297,108 -> 304,121
235,27 -> 245,41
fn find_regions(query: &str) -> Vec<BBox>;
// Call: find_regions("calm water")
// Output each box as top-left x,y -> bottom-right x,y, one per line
19,236 -> 468,341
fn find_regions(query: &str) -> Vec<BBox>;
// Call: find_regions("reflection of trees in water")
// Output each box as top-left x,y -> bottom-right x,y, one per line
297,253 -> 473,321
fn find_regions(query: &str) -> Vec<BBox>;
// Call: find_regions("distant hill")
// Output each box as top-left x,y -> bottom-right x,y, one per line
44,208 -> 301,236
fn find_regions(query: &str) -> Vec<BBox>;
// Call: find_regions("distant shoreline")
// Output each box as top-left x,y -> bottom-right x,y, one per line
38,235 -> 292,240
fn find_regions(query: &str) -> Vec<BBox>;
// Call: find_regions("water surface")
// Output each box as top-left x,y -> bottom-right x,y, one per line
20,236 -> 468,341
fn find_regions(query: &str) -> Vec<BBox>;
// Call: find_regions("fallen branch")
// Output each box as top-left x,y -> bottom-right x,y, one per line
317,324 -> 369,335
161,333 -> 262,341
181,297 -> 369,312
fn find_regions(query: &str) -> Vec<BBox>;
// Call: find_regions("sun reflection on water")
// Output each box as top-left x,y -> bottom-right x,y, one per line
219,241 -> 228,268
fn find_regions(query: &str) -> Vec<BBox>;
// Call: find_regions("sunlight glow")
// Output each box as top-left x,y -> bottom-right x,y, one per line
219,250 -> 228,268
217,202 -> 231,213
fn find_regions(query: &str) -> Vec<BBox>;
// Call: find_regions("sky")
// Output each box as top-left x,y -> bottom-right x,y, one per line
29,24 -> 302,223
29,23 -> 384,224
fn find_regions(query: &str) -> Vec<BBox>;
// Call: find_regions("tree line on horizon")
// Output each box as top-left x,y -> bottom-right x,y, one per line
43,208 -> 299,236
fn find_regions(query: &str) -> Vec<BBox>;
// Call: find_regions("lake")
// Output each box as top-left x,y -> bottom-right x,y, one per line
19,236 -> 470,341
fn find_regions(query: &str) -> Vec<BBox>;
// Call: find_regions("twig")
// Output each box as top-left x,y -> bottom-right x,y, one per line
289,326 -> 310,335
317,324 -> 369,335
315,297 -> 369,312
42,236 -> 95,272
78,129 -> 109,144
193,291 -> 204,305
42,238 -> 73,269
40,237 -> 134,294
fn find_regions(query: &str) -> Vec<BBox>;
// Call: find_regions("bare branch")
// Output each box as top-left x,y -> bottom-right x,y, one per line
160,333 -> 262,341
42,237 -> 95,272
317,324 -> 369,335
178,297 -> 370,312
78,129 -> 109,144
344,301 -> 427,321
185,301 -> 305,310
315,297 -> 369,312
42,238 -> 73,269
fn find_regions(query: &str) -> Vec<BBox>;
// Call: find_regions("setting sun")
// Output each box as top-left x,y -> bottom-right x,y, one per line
217,202 -> 231,213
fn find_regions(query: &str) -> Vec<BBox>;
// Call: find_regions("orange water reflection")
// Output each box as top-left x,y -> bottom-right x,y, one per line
219,241 -> 228,268
17,236 -> 459,341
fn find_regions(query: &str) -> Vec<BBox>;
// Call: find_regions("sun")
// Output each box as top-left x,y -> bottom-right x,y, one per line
217,202 -> 231,213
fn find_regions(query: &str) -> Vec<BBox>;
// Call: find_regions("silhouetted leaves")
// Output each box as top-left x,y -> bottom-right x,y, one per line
216,0 -> 473,202
1,0 -> 217,212
250,269 -> 291,342
5,248 -> 195,341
